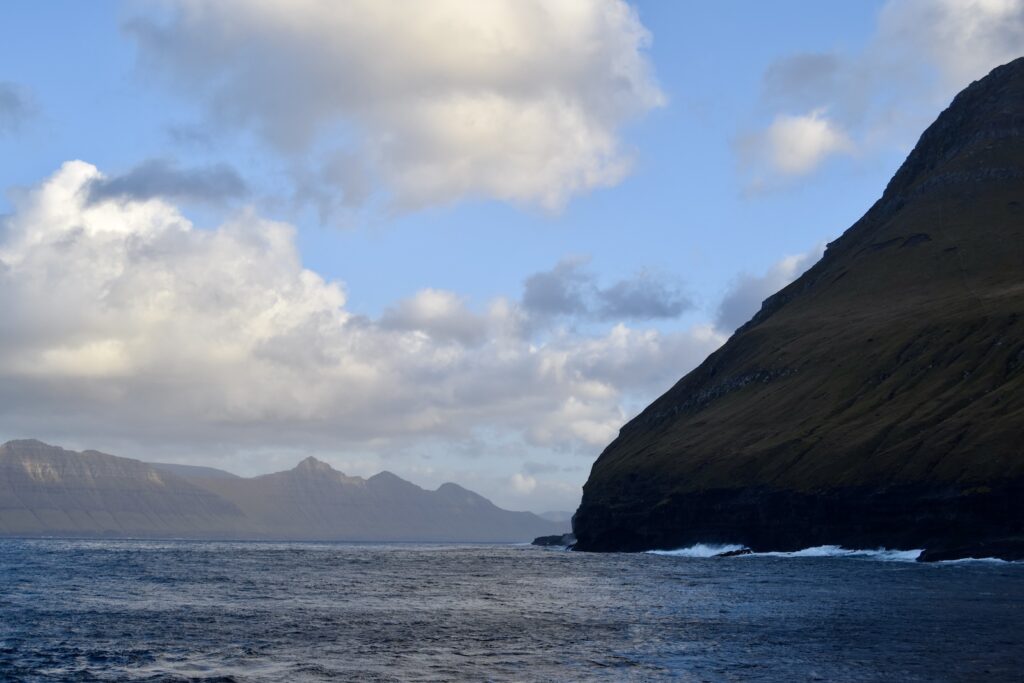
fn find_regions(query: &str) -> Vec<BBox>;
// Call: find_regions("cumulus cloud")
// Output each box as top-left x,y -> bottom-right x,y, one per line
521,258 -> 693,323
715,246 -> 825,332
125,0 -> 664,212
379,289 -> 488,347
85,158 -> 248,205
0,82 -> 38,135
0,162 -> 721,460
741,0 -> 1024,186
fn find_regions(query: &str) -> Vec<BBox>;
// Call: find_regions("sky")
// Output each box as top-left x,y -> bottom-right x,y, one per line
1,0 -> 1022,513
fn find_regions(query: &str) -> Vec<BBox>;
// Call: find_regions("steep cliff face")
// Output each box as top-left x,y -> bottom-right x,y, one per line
574,58 -> 1024,561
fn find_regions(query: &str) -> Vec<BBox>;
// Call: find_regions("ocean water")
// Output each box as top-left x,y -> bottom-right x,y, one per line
0,540 -> 1022,681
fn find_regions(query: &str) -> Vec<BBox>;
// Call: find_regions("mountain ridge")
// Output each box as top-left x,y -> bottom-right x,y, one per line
0,439 -> 566,542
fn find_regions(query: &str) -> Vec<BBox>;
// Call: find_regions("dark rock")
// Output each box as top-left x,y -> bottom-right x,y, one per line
574,57 -> 1024,562
716,548 -> 753,557
532,533 -> 576,547
918,539 -> 1024,562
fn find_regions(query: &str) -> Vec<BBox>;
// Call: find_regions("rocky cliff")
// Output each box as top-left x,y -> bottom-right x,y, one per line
0,440 -> 566,542
574,57 -> 1024,561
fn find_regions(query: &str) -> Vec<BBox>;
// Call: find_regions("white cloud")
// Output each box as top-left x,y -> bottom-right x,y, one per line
379,289 -> 488,347
510,472 -> 538,494
766,110 -> 853,175
127,0 -> 664,212
0,162 -> 721,465
877,0 -> 1024,91
742,0 -> 1024,185
742,109 -> 853,177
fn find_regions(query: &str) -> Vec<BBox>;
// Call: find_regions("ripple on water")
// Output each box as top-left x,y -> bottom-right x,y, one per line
0,539 -> 1022,681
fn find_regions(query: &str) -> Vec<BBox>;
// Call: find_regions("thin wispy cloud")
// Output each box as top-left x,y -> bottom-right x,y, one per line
0,81 -> 37,135
521,258 -> 694,324
85,158 -> 248,205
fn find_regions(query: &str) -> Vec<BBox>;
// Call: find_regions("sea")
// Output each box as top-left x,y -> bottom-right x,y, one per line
0,540 -> 1021,682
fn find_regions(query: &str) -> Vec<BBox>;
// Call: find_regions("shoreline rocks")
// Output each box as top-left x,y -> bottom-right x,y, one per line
532,533 -> 576,547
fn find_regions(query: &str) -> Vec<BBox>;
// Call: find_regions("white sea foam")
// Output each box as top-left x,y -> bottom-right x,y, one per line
648,543 -> 924,561
647,543 -> 747,558
752,546 -> 923,562
932,556 -> 1013,565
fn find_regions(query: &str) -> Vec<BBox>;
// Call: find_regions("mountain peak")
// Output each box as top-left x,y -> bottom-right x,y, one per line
367,470 -> 421,492
742,56 -> 1024,334
875,54 -> 1024,208
293,456 -> 337,473
2,438 -> 60,451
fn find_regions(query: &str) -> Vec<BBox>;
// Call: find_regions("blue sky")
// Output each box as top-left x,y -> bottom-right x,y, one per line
1,0 -> 1021,512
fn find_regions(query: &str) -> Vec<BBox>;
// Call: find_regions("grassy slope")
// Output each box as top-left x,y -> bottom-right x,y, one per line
576,58 -> 1024,551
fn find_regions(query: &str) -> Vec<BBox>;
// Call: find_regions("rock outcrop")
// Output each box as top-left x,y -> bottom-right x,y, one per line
574,57 -> 1024,561
531,533 -> 576,547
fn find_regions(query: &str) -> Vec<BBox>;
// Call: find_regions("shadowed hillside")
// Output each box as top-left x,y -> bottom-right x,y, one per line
574,57 -> 1024,561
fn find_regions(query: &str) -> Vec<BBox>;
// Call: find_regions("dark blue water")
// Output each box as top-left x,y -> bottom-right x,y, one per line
0,540 -> 1022,681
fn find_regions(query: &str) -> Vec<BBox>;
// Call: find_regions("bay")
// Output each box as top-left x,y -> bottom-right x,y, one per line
1,540 -> 1021,681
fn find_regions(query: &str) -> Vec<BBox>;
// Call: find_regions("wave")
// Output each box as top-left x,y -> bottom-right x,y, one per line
753,545 -> 923,562
648,544 -> 923,562
930,556 -> 1013,565
647,543 -> 747,558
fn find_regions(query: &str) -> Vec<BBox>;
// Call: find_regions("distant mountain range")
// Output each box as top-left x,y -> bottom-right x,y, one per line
0,440 -> 566,542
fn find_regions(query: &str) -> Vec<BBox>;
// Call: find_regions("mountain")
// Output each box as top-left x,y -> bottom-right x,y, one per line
574,57 -> 1024,561
0,440 -> 246,537
150,462 -> 241,480
0,441 -> 565,542
195,458 -> 567,542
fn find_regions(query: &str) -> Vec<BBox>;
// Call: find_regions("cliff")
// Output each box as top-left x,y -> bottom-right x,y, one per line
573,57 -> 1024,561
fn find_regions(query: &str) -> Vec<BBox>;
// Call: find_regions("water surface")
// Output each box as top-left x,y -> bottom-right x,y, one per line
0,540 -> 1021,681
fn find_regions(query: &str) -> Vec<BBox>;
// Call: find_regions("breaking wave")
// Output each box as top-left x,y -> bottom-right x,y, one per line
648,543 -> 746,558
753,546 -> 923,561
648,544 -> 923,562
931,557 -> 1014,565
